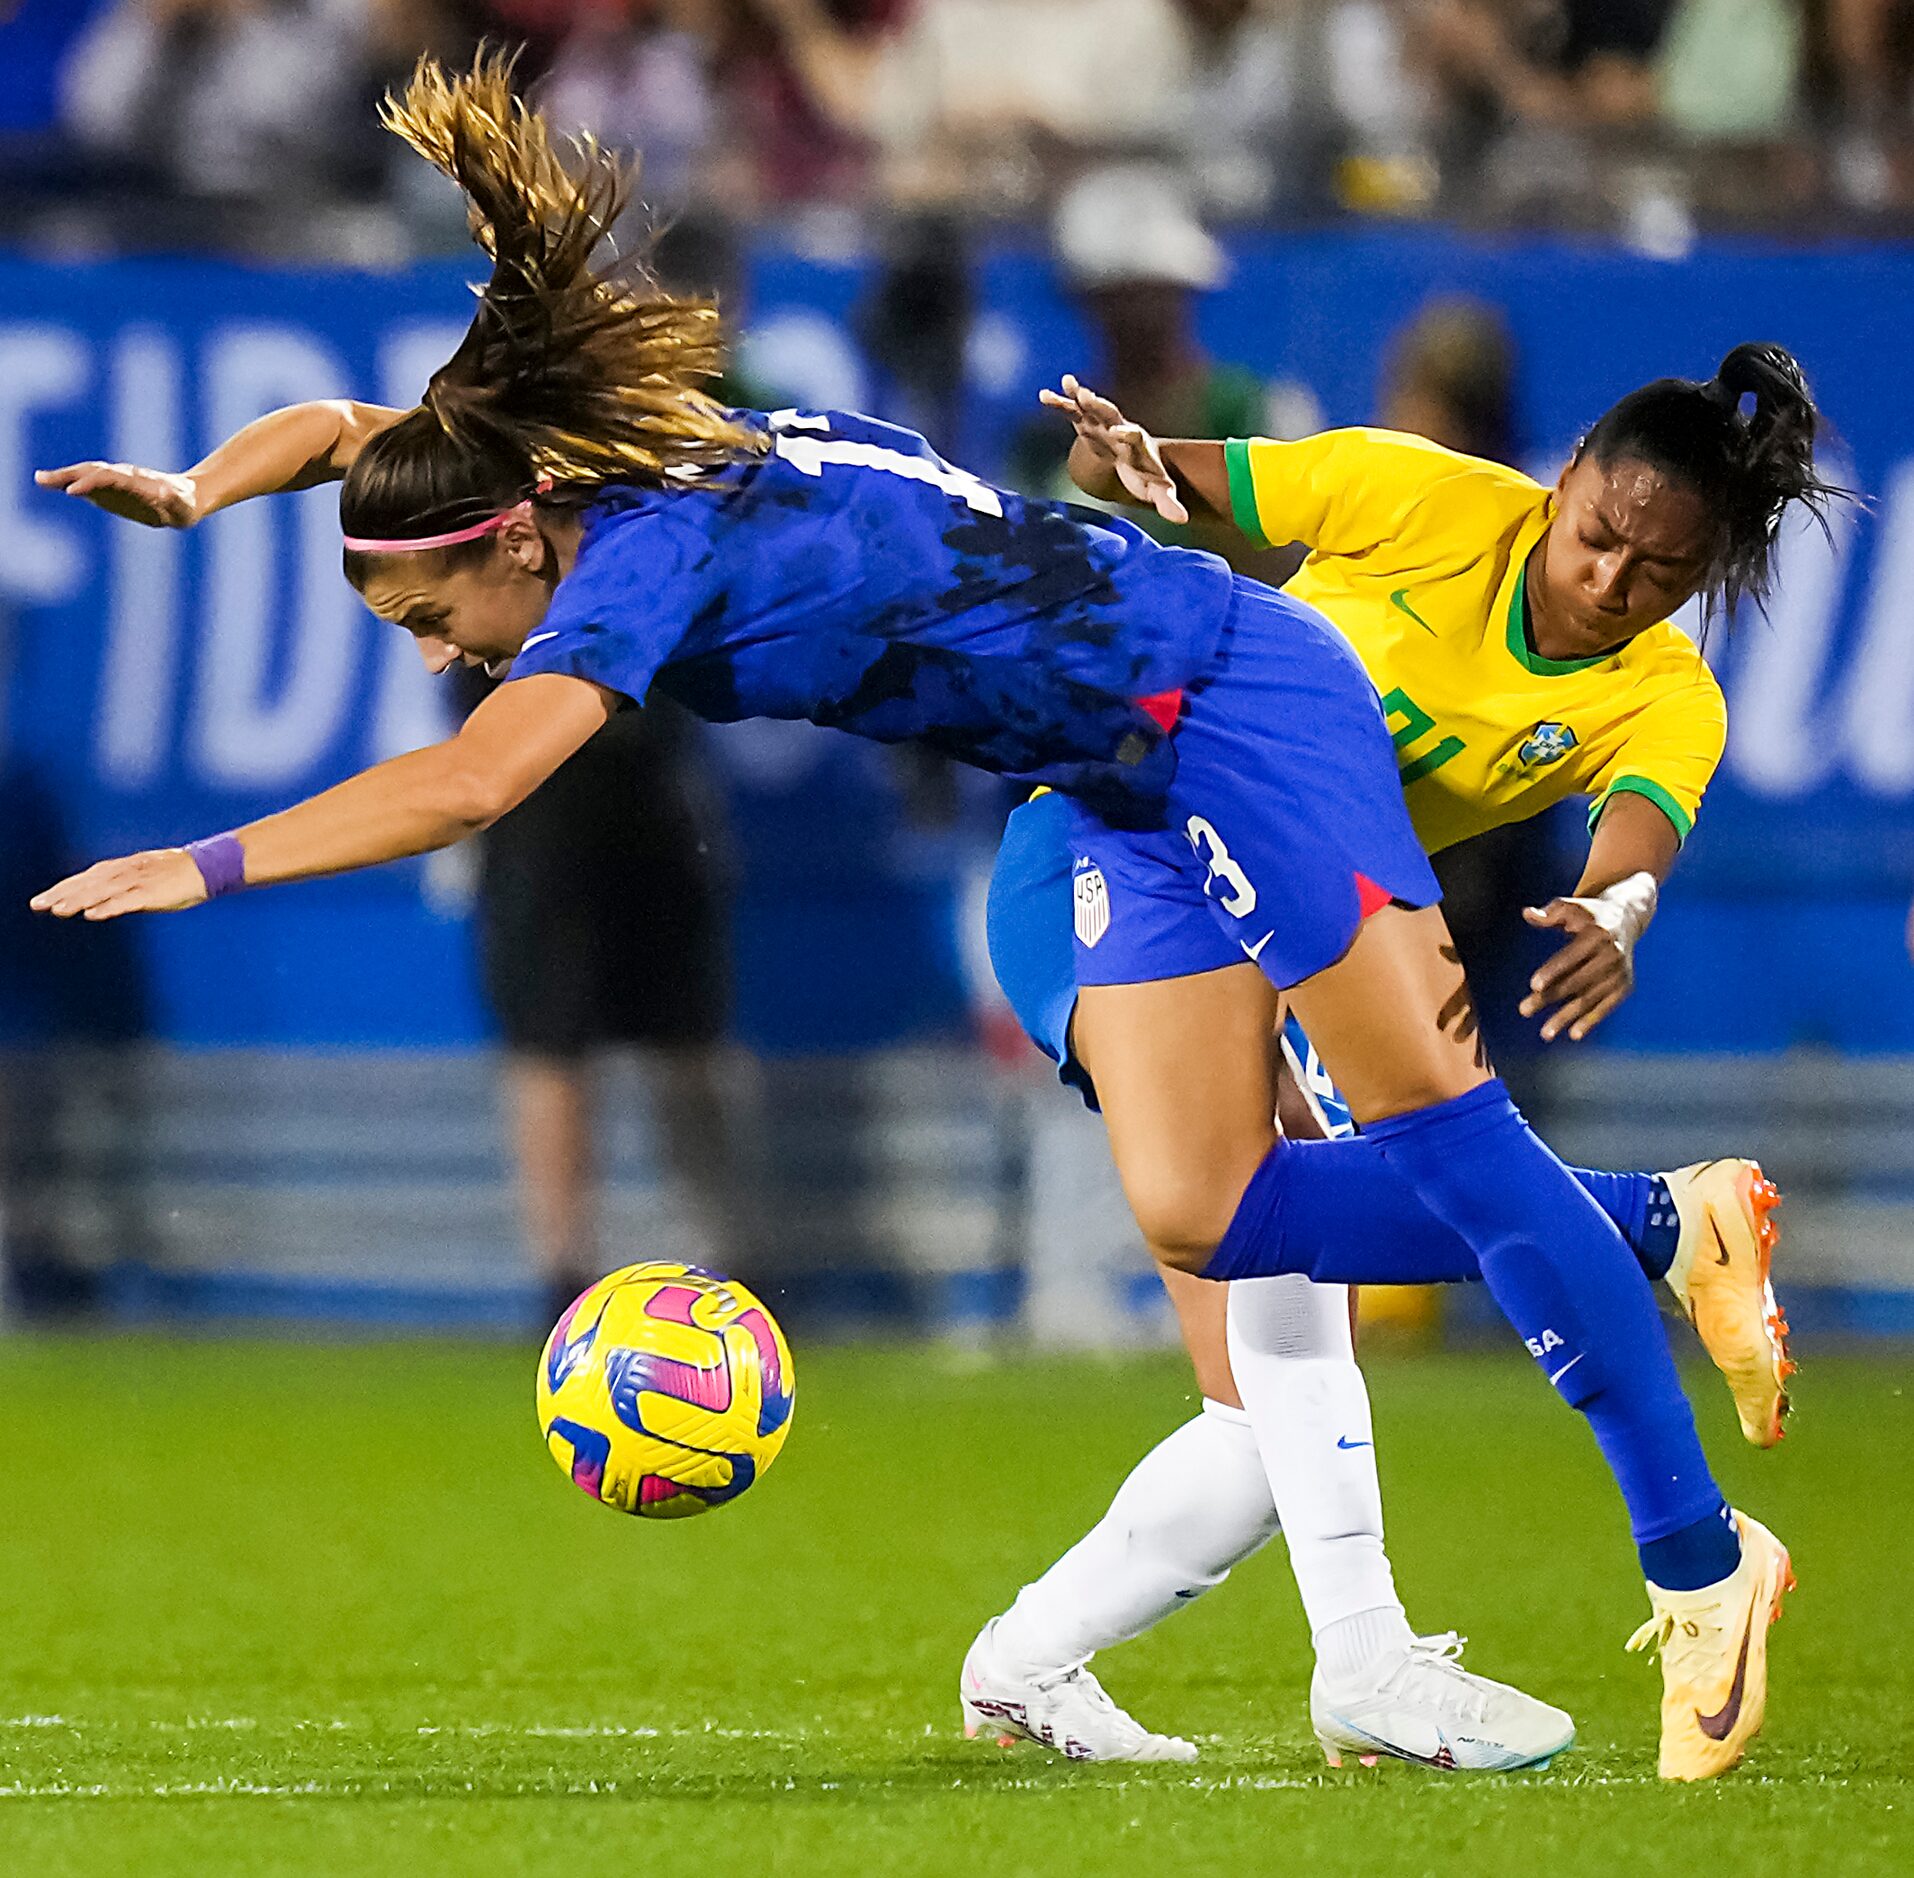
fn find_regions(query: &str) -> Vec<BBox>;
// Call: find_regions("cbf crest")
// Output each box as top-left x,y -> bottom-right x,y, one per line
1073,864 -> 1111,949
1517,722 -> 1578,768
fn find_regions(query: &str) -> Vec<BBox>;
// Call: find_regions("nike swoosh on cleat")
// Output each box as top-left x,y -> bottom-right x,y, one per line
1696,1609 -> 1755,1740
1708,1220 -> 1732,1266
1389,589 -> 1437,634
1336,1436 -> 1372,1449
1324,1713 -> 1455,1769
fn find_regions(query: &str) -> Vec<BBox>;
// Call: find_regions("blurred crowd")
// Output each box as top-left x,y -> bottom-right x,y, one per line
4,0 -> 1914,255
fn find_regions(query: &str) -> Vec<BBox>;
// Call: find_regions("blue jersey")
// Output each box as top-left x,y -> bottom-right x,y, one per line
506,410 -> 1237,823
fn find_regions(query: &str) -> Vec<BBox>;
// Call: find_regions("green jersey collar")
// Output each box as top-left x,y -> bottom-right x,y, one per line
1507,554 -> 1620,676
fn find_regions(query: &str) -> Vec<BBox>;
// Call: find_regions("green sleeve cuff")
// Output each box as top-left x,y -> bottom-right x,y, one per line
1224,439 -> 1269,545
1588,775 -> 1694,846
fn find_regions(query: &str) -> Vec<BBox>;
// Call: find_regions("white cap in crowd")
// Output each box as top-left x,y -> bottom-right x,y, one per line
1052,163 -> 1230,292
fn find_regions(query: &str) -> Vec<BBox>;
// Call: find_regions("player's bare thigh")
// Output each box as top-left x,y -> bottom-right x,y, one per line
1071,965 -> 1278,1405
1075,903 -> 1490,1278
1074,963 -> 1282,1270
1284,900 -> 1492,1125
1152,1017 -> 1334,1408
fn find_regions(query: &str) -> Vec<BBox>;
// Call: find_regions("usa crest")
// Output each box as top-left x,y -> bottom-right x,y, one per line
1073,866 -> 1111,949
1517,722 -> 1578,768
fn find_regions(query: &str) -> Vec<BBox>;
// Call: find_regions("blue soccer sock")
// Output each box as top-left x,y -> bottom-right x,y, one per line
1203,1135 -> 1674,1288
1639,1504 -> 1743,1591
1575,1169 -> 1682,1281
1204,1082 -> 1732,1568
1201,1131 -> 1481,1286
1364,1083 -> 1729,1563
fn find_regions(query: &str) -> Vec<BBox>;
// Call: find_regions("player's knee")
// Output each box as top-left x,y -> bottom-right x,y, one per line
1118,1135 -> 1274,1274
1130,1179 -> 1243,1273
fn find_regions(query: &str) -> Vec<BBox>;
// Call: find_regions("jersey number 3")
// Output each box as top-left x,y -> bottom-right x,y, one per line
1186,815 -> 1258,919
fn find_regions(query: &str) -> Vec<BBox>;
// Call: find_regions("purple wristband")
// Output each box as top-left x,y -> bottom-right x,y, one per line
185,833 -> 248,900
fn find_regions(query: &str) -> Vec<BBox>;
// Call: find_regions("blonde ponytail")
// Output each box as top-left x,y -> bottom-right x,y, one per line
378,50 -> 759,491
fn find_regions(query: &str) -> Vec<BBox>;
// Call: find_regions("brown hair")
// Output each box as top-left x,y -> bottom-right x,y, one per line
341,50 -> 760,581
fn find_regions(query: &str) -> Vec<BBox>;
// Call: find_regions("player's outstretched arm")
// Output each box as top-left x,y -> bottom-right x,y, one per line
35,400 -> 410,529
32,674 -> 614,921
1041,376 -> 1232,528
1519,791 -> 1682,1042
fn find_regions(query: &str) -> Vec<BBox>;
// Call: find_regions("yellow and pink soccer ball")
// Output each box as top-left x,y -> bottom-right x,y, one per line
536,1262 -> 796,1519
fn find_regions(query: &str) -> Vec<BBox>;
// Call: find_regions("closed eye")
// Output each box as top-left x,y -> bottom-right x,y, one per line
1582,530 -> 1686,575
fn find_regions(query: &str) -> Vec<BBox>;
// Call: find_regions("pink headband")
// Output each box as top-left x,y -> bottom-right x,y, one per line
342,500 -> 531,555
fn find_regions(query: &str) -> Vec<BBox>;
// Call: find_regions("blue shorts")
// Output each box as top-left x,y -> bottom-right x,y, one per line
989,789 -> 1360,1131
986,578 -> 1439,1112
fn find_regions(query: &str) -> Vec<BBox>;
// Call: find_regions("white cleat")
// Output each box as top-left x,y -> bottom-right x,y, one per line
1311,1633 -> 1575,1772
959,1618 -> 1198,1763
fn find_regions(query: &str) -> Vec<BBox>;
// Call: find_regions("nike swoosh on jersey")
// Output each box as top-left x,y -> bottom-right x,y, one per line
1335,1436 -> 1371,1450
1389,589 -> 1437,634
1696,1608 -> 1756,1740
1243,931 -> 1274,961
519,630 -> 560,652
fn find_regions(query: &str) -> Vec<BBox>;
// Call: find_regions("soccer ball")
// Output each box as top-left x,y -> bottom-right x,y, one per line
536,1261 -> 796,1519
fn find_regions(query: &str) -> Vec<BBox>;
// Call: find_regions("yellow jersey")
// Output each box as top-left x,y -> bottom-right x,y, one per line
1225,428 -> 1726,855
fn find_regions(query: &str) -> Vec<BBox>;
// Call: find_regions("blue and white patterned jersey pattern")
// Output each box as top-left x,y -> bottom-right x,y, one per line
506,409 -> 1239,824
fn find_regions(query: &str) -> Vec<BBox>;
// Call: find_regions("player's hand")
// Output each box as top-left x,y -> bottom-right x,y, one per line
35,461 -> 200,529
1039,374 -> 1190,525
32,849 -> 208,920
1519,894 -> 1637,1042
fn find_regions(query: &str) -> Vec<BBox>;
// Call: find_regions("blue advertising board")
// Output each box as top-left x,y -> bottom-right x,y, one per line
3,230 -> 1912,1052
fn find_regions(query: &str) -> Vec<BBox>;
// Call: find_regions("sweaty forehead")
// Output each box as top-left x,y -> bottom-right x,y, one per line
1576,456 -> 1713,558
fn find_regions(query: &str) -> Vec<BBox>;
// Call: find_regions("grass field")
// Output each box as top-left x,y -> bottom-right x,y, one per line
0,1335 -> 1908,1876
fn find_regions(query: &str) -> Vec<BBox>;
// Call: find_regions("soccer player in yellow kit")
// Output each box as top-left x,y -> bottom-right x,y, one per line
963,350 -> 1832,1778
1222,424 -> 1722,887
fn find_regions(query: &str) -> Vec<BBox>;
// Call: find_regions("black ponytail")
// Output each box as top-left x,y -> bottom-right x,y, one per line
1577,342 -> 1848,618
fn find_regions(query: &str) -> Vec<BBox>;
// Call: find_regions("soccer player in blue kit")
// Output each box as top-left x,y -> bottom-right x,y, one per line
35,58 -> 1792,1781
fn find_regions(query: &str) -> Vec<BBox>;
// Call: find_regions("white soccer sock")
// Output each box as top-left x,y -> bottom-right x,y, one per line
990,1398 -> 1282,1678
1226,1275 -> 1414,1671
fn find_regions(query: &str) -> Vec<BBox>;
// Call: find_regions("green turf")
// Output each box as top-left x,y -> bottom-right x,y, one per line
0,1335 -> 1908,1876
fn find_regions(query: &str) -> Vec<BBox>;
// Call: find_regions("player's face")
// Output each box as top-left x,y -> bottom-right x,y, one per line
1538,454 -> 1716,654
359,527 -> 559,678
